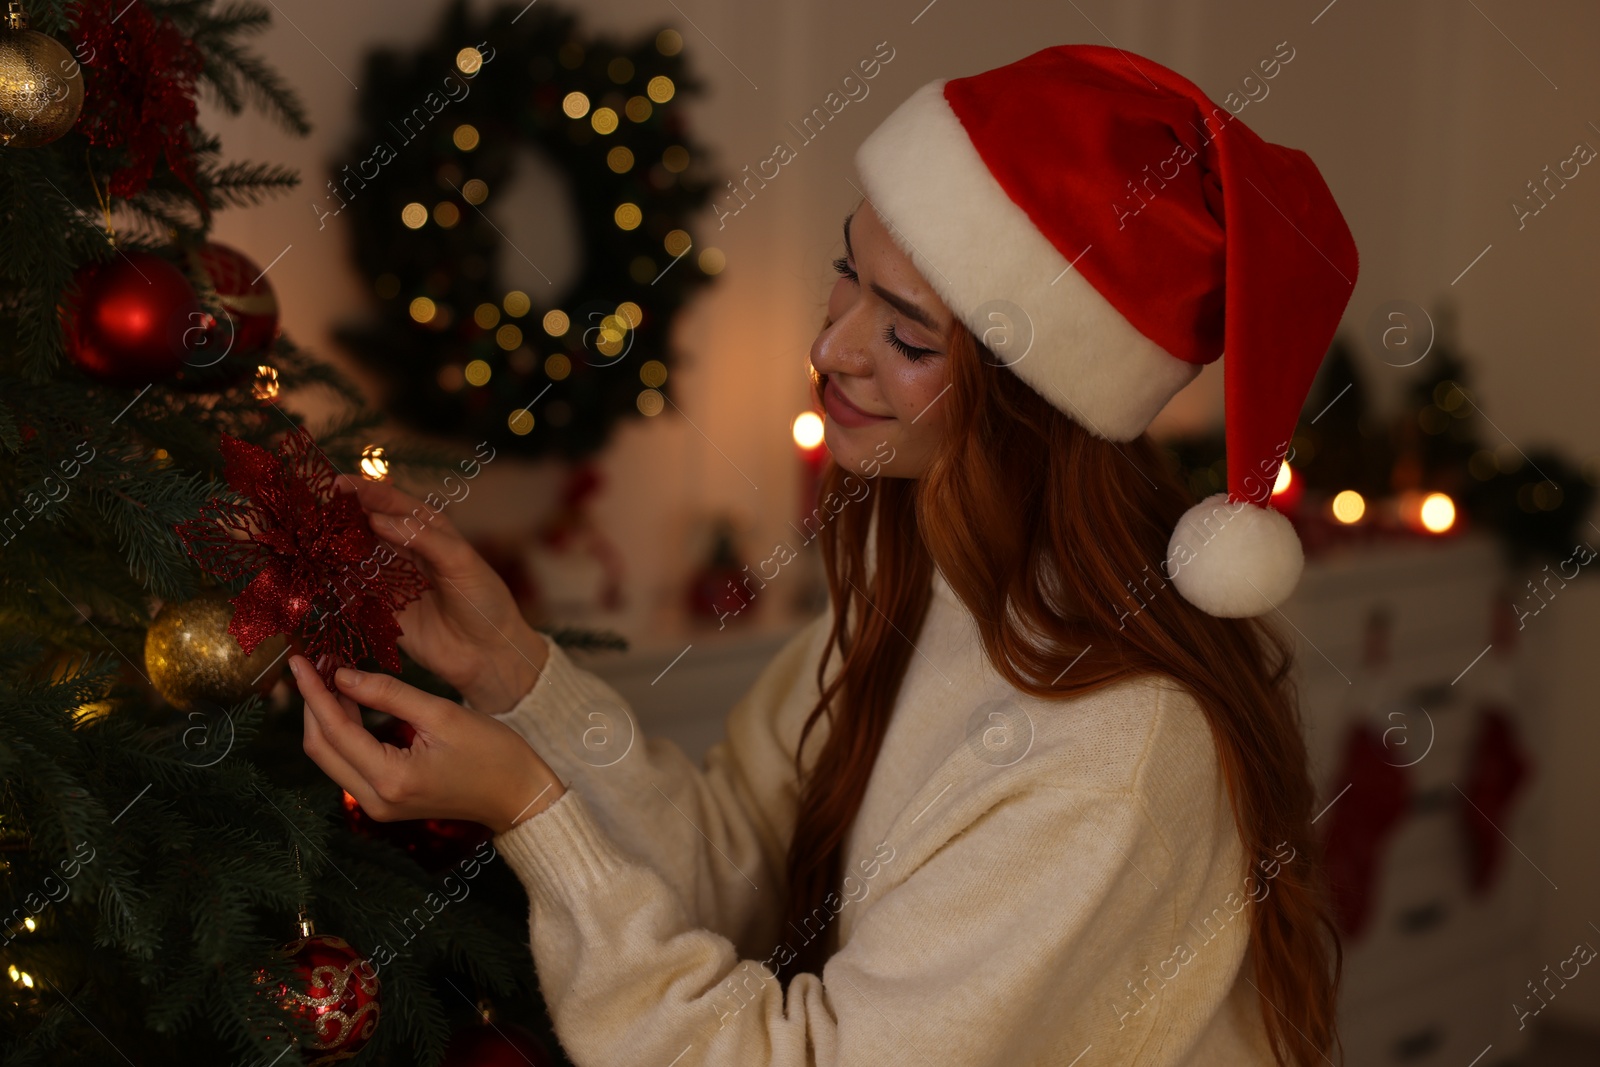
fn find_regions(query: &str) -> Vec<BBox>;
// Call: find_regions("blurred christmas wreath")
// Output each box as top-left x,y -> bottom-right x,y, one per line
1161,305 -> 1598,566
330,0 -> 721,459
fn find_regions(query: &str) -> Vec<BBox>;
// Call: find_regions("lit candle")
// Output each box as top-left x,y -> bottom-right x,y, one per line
792,411 -> 827,521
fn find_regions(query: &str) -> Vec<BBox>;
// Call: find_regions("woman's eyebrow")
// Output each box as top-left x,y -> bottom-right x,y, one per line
842,211 -> 943,334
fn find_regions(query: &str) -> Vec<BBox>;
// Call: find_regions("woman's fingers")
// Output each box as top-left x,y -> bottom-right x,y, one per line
302,702 -> 377,807
290,656 -> 394,786
330,665 -> 453,736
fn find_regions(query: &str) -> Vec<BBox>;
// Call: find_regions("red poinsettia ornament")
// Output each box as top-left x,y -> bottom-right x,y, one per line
69,0 -> 207,208
174,428 -> 427,688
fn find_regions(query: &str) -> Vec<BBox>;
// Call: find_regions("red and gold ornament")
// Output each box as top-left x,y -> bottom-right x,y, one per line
59,250 -> 201,384
259,925 -> 381,1064
189,241 -> 280,356
172,241 -> 281,388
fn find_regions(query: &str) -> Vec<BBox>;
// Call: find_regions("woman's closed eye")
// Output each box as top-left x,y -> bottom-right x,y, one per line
831,256 -> 936,363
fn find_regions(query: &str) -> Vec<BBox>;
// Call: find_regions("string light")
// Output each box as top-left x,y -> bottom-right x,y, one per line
591,107 -> 618,134
607,146 -> 634,173
625,95 -> 652,122
433,202 -> 461,228
474,303 -> 500,329
359,445 -> 389,481
409,297 -> 437,324
252,365 -> 279,400
545,353 -> 571,380
464,359 -> 492,386
637,389 -> 664,415
1419,492 -> 1456,533
614,202 -> 642,230
401,202 -> 428,229
542,310 -> 569,336
1331,490 -> 1365,524
646,75 -> 675,103
664,229 -> 691,257
640,360 -> 667,387
496,324 -> 523,350
792,411 -> 824,449
462,178 -> 488,204
698,247 -> 725,275
508,409 -> 534,435
503,291 -> 531,317
656,28 -> 683,55
562,91 -> 590,119
453,124 -> 480,151
455,46 -> 485,74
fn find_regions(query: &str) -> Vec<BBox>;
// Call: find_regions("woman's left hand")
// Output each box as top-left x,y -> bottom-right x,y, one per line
290,655 -> 566,834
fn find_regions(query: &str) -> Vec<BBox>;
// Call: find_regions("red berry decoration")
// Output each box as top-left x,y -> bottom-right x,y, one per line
264,932 -> 381,1064
59,251 -> 202,385
441,1020 -> 554,1067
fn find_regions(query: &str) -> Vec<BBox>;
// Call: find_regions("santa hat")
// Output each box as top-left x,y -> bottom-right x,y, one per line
854,44 -> 1358,618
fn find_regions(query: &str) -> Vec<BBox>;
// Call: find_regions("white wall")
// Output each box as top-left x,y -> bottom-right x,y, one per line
201,0 -> 1600,1025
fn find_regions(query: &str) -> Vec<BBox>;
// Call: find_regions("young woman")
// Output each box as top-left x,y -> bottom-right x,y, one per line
290,43 -> 1358,1067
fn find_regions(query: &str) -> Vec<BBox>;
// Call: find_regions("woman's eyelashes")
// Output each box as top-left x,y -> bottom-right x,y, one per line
830,257 -> 936,363
881,323 -> 932,362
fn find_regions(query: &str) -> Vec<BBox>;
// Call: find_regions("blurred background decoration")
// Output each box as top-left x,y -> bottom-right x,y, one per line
329,0 -> 721,459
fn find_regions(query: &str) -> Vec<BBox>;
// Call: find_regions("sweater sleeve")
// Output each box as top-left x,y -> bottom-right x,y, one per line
487,611 -> 831,954
490,761 -> 1193,1066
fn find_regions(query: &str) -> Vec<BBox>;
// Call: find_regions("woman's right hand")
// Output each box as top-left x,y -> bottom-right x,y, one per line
334,474 -> 549,715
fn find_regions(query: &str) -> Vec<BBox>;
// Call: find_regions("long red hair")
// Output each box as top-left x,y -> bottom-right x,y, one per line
775,320 -> 1342,1065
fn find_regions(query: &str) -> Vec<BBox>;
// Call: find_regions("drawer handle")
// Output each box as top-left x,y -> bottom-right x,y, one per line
1397,900 -> 1447,934
1394,1025 -> 1442,1060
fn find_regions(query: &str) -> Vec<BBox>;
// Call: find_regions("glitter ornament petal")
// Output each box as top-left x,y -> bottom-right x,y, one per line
173,428 -> 428,688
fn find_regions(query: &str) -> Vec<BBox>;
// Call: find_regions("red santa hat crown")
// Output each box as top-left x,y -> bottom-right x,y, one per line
854,44 -> 1359,618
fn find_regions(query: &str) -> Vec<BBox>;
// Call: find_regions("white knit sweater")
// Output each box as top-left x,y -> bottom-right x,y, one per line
490,563 -> 1284,1065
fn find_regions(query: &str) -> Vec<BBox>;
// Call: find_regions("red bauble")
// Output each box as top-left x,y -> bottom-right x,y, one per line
442,1021 -> 554,1067
59,251 -> 201,385
183,241 -> 281,369
266,933 -> 381,1064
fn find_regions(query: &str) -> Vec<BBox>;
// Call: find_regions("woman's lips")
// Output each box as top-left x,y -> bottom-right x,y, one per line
823,379 -> 892,428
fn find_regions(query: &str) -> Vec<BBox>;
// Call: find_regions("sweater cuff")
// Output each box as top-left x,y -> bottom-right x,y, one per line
492,785 -> 633,914
490,636 -> 615,760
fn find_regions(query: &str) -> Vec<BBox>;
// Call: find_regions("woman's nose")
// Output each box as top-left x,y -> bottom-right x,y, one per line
810,310 -> 873,379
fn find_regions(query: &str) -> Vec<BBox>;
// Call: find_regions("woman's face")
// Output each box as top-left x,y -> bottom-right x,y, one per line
809,201 -> 955,478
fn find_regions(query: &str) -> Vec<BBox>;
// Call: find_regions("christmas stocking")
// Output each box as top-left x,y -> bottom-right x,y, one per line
1459,707 -> 1532,896
1320,723 -> 1411,940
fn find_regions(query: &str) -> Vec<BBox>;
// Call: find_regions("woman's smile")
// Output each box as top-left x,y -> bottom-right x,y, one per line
823,377 -> 893,428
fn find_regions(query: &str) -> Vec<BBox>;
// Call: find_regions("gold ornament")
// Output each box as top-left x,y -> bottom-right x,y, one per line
0,1 -> 85,148
144,589 -> 288,711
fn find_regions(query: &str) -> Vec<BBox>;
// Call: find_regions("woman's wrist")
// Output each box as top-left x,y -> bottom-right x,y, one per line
492,746 -> 566,834
461,625 -> 549,715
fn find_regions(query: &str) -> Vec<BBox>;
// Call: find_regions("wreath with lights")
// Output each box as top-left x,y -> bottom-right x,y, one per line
331,0 -> 720,458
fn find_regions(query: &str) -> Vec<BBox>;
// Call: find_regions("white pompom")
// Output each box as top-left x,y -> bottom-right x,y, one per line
1164,493 -> 1304,618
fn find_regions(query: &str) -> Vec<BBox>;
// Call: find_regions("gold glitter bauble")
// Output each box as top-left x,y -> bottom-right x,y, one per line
0,5 -> 85,148
144,590 -> 287,711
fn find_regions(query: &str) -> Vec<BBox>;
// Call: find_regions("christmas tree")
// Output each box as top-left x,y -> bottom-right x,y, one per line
1,1 -> 575,1062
